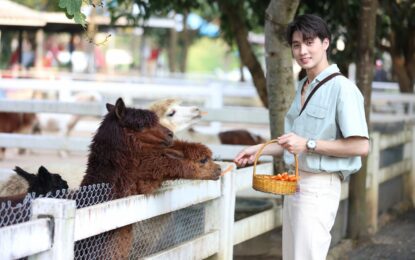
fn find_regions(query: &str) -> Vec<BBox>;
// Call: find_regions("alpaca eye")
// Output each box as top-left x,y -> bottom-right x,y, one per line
167,110 -> 176,117
200,158 -> 208,164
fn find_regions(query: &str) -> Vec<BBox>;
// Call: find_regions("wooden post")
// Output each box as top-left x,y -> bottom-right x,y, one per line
35,29 -> 44,70
366,132 -> 380,234
402,126 -> 413,206
216,162 -> 236,259
29,198 -> 76,260
411,125 -> 415,206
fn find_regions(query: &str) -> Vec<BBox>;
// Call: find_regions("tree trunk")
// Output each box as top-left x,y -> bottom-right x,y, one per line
265,0 -> 299,171
385,2 -> 415,93
168,27 -> 177,73
179,11 -> 189,73
217,0 -> 268,107
408,28 -> 415,91
347,0 -> 377,241
390,30 -> 413,93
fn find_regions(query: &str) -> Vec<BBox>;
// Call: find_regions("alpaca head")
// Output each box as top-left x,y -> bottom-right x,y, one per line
166,141 -> 222,180
106,98 -> 174,148
14,166 -> 68,196
148,99 -> 202,133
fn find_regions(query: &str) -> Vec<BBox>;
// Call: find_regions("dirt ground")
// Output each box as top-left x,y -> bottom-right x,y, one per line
233,208 -> 415,260
346,208 -> 415,260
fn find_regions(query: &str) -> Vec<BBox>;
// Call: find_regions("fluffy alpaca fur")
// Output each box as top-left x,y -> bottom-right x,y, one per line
0,166 -> 68,206
148,98 -> 202,132
0,98 -> 203,197
79,98 -> 219,259
0,112 -> 39,160
81,98 -> 174,197
80,98 -> 173,260
219,129 -> 266,145
14,166 -> 68,195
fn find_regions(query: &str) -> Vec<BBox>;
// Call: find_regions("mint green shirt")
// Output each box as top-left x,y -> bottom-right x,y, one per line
284,64 -> 369,180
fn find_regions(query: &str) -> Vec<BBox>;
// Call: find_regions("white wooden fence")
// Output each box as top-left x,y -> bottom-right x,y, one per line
0,78 -> 414,259
1,125 -> 414,259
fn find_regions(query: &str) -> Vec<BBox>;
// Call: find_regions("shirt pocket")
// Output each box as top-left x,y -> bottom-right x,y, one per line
304,104 -> 327,135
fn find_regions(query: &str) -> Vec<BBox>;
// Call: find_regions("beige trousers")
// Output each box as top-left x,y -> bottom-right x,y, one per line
283,171 -> 341,260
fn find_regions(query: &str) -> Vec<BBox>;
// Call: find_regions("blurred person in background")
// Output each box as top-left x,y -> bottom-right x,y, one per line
373,59 -> 388,82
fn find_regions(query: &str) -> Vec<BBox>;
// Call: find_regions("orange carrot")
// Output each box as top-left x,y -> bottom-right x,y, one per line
220,165 -> 234,176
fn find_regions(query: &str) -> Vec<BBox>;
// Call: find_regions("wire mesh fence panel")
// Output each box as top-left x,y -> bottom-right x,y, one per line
129,204 -> 206,258
0,183 -> 113,229
73,183 -> 116,260
0,193 -> 34,228
1,182 -> 211,259
70,183 -> 114,209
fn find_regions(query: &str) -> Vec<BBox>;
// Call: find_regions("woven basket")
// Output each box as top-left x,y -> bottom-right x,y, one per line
252,139 -> 299,195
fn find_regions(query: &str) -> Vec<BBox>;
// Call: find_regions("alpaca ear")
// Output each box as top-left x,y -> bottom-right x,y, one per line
164,149 -> 184,160
106,103 -> 115,112
14,166 -> 35,182
115,98 -> 126,120
37,166 -> 51,182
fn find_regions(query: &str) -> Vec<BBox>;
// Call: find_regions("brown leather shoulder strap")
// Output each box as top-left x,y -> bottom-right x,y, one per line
299,72 -> 342,116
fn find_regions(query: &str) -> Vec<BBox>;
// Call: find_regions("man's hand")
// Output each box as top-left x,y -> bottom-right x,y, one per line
233,144 -> 261,167
277,133 -> 308,154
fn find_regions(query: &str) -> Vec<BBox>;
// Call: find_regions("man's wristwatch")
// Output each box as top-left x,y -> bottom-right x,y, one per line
306,138 -> 317,152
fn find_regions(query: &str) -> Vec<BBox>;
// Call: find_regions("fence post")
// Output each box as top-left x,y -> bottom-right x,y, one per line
207,82 -> 223,134
29,198 -> 76,260
411,125 -> 415,206
216,162 -> 236,259
366,132 -> 380,234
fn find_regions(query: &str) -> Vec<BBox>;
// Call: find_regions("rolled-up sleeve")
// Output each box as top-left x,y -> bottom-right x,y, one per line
336,81 -> 369,139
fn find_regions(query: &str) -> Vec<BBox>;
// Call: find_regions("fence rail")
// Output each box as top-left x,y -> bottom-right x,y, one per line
0,78 -> 414,259
1,125 -> 414,259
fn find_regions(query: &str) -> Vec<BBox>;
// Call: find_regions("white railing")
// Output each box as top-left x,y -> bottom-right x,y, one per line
0,78 -> 414,259
1,125 -> 414,259
0,93 -> 414,158
0,173 -> 230,260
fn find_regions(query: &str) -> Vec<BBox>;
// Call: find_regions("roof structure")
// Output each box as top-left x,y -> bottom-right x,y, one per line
0,0 -> 179,31
0,0 -> 45,27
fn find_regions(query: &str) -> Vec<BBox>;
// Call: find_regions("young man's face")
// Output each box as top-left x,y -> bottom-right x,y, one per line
291,31 -> 329,71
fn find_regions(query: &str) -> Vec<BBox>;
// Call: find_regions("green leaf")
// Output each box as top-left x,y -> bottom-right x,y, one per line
74,12 -> 87,28
59,0 -> 82,16
59,0 -> 86,27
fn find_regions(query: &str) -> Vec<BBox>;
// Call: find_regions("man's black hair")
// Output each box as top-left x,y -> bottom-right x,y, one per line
285,14 -> 331,46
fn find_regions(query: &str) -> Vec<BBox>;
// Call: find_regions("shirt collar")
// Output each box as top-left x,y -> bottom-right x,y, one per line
313,64 -> 340,83
298,64 -> 340,92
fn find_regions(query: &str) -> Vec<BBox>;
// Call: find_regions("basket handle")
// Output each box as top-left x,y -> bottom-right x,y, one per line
253,139 -> 298,179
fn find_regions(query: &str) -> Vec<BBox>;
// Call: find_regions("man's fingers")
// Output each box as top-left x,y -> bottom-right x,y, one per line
234,152 -> 246,161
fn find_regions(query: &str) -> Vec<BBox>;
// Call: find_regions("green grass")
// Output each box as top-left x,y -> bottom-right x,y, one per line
187,38 -> 240,73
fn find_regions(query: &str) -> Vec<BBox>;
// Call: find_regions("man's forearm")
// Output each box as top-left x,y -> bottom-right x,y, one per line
257,142 -> 285,157
315,137 -> 369,157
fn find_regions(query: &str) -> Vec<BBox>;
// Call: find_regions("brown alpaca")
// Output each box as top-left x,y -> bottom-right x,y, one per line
80,98 -> 220,259
134,140 -> 221,194
0,112 -> 38,159
80,98 -> 174,198
219,129 -> 266,145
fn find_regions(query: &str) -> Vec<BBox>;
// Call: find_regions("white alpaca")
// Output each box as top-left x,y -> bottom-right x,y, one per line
148,98 -> 202,133
0,98 -> 204,195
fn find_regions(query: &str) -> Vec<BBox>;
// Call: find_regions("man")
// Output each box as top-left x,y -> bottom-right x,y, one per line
234,14 -> 369,260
